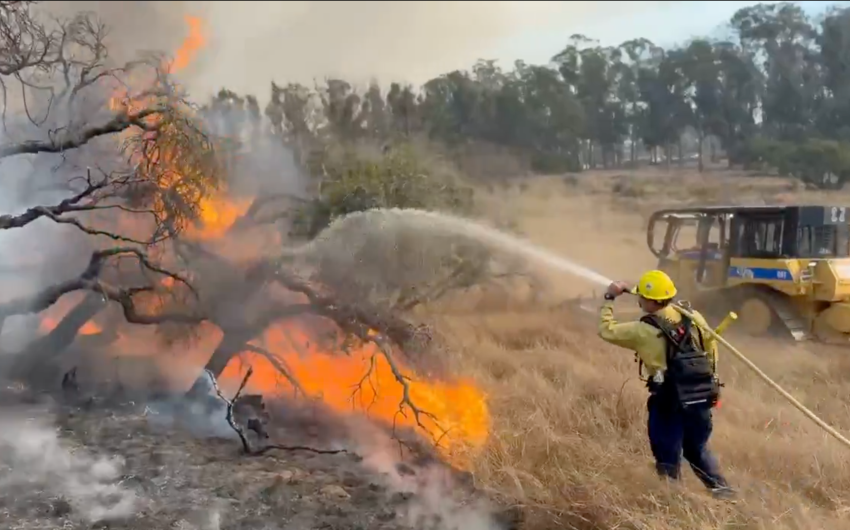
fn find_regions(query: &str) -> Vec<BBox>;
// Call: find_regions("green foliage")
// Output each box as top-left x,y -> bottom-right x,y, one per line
530,152 -> 582,173
738,137 -> 790,170
291,144 -> 474,239
283,144 -> 513,314
742,137 -> 850,189
208,3 -> 850,188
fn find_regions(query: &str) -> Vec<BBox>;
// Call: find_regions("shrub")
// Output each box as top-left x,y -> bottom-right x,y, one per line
291,142 -> 474,239
286,142 -> 522,314
739,137 -> 850,190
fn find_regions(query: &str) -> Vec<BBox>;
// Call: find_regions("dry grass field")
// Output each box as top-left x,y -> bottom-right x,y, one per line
7,166 -> 850,530
426,167 -> 850,529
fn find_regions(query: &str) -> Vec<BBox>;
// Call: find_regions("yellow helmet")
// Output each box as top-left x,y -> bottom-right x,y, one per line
631,270 -> 677,301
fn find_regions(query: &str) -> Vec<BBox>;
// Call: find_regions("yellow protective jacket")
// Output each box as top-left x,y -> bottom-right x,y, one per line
597,299 -> 719,380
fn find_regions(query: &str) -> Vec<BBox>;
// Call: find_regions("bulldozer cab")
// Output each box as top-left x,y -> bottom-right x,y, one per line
647,205 -> 850,297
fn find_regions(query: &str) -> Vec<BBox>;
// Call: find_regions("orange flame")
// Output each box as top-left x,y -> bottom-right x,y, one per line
170,15 -> 206,73
184,194 -> 252,240
39,317 -> 58,334
106,15 -> 248,242
71,13 -> 491,469
165,15 -> 252,241
38,293 -> 103,336
221,324 -> 490,464
108,14 -> 206,113
79,321 -> 103,335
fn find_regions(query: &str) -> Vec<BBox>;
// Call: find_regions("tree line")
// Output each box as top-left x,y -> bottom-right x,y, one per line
203,2 -> 850,188
0,0 -> 487,407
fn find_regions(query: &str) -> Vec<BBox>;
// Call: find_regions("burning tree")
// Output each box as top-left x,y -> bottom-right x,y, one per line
0,2 -> 216,380
0,2 -> 491,464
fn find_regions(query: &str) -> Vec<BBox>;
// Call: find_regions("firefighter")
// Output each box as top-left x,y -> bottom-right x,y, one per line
598,269 -> 735,500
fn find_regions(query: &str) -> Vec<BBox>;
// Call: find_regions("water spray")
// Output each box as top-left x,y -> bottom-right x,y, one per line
297,208 -> 850,450
280,207 -> 613,286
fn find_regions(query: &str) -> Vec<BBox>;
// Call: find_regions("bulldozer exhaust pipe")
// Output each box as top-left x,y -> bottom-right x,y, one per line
714,311 -> 738,336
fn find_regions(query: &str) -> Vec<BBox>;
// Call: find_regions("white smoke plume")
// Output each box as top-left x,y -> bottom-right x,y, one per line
346,418 -> 504,530
42,1 -> 672,100
0,407 -> 140,523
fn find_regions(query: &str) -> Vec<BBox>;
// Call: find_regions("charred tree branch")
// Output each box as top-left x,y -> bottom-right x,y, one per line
371,331 -> 449,447
32,211 -> 157,245
108,284 -> 203,325
187,257 -> 441,447
0,168 -> 155,244
263,267 -> 444,445
0,107 -> 162,159
267,267 -> 429,350
9,292 -> 105,383
0,247 -> 201,325
0,168 -> 106,229
185,303 -> 314,399
205,368 -> 348,457
206,366 -> 253,453
242,343 -> 307,398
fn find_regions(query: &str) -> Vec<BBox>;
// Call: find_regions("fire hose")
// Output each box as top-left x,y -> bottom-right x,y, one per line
664,300 -> 850,450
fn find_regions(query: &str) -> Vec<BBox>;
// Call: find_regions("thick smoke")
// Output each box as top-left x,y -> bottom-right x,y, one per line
0,2 -> 633,525
143,373 -> 237,439
0,406 -> 139,523
0,133 -> 97,355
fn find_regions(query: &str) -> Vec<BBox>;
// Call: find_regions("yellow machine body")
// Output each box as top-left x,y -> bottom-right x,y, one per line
647,205 -> 850,343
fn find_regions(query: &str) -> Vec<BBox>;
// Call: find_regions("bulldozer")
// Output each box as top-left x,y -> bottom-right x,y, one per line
647,204 -> 850,344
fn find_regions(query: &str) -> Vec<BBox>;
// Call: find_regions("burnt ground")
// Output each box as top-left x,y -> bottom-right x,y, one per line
0,386 -> 517,530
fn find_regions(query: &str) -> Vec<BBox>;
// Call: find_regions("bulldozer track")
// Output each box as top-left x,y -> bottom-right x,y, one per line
756,288 -> 811,342
693,285 -> 810,343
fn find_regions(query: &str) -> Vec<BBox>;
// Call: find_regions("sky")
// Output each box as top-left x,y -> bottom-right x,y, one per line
492,0 -> 846,67
182,0 -> 849,98
43,1 -> 850,100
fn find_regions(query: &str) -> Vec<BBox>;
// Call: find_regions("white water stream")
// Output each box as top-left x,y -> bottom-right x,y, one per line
285,207 -> 615,287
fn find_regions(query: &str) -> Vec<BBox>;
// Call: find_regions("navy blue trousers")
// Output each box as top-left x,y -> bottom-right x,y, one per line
646,394 -> 728,489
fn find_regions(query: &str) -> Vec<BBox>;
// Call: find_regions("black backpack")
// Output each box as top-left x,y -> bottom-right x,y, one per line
639,313 -> 720,408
